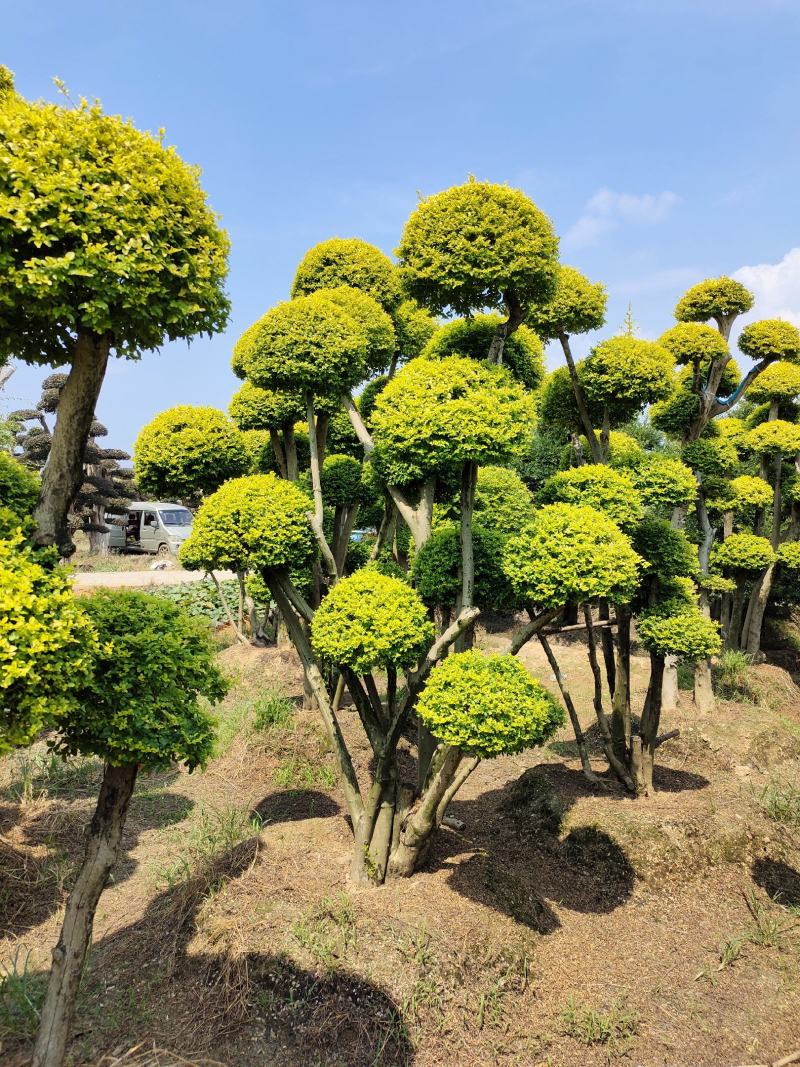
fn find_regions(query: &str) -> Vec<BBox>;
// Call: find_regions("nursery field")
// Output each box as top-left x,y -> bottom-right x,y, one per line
3,624 -> 800,1067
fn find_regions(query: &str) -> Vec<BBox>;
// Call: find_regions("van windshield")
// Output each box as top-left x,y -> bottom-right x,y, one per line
159,508 -> 192,527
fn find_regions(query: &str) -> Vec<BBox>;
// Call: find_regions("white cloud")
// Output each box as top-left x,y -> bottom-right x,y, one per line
733,248 -> 800,328
563,188 -> 681,249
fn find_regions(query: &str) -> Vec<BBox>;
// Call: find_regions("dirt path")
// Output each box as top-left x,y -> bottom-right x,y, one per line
70,568 -> 236,591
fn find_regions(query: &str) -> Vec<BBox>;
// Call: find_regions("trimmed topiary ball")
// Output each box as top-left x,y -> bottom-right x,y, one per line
422,314 -> 545,390
675,277 -> 754,325
745,419 -> 800,456
233,293 -> 369,395
738,320 -> 800,364
502,503 -> 642,608
474,466 -> 535,536
526,264 -> 606,341
53,590 -> 224,768
411,522 -> 517,611
180,473 -> 313,575
729,475 -> 773,511
658,321 -> 730,366
397,179 -> 558,316
712,532 -> 777,572
650,388 -> 702,438
0,533 -> 98,753
311,569 -> 432,672
538,464 -> 642,529
321,453 -> 363,508
291,237 -> 401,311
371,356 -> 535,487
747,361 -> 800,403
228,381 -> 305,431
315,285 -> 396,375
681,436 -> 739,478
638,606 -> 721,662
777,542 -> 800,570
134,405 -> 250,503
579,336 -> 674,421
624,455 -> 697,512
415,651 -> 564,758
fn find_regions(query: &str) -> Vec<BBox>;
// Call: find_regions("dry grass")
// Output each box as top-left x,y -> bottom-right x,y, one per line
3,635 -> 800,1066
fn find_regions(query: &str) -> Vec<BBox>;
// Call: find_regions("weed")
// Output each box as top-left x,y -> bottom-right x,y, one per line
291,893 -> 358,968
713,650 -> 755,702
718,933 -> 746,968
758,777 -> 800,829
744,888 -> 796,947
154,804 -> 263,888
559,996 -> 639,1058
274,757 -> 336,789
253,692 -> 294,732
477,953 -> 530,1030
4,750 -> 102,803
0,949 -> 47,1042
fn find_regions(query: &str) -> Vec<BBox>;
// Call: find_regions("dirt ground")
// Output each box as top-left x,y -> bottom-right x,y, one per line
2,624 -> 800,1067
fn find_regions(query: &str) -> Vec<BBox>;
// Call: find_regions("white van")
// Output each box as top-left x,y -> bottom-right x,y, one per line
108,501 -> 193,557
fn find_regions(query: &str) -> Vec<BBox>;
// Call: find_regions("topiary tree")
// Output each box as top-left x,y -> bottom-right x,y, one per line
674,276 -> 754,339
411,522 -> 517,618
397,178 -> 558,363
134,405 -> 249,506
13,374 -> 136,554
712,532 -> 778,650
527,264 -> 607,460
473,465 -> 535,537
291,237 -> 402,311
32,590 -> 225,1067
0,533 -> 97,755
0,67 -> 229,553
618,454 -> 698,515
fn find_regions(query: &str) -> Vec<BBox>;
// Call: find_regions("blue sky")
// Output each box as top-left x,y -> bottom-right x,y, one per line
3,0 -> 800,452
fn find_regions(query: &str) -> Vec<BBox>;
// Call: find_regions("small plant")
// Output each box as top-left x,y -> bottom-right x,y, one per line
253,692 -> 294,732
155,804 -> 263,888
744,889 -> 796,947
274,757 -> 336,789
4,751 -> 102,804
758,777 -> 800,828
559,996 -> 639,1058
713,649 -> 754,701
291,893 -> 358,968
0,949 -> 47,1043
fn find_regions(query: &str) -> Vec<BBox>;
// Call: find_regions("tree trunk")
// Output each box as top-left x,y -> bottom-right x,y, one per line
33,763 -> 137,1067
694,659 -> 715,711
611,606 -> 632,761
34,330 -> 111,554
597,600 -> 616,702
743,562 -> 776,657
632,654 -> 664,796
661,656 -> 679,713
538,633 -> 598,782
559,334 -> 602,462
389,746 -> 464,878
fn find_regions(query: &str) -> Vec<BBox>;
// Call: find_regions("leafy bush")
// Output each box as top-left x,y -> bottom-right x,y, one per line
147,578 -> 253,627
228,380 -> 304,429
539,464 -> 642,529
0,452 -> 39,520
321,453 -> 364,508
422,314 -> 545,389
311,569 -> 432,672
474,466 -> 534,536
134,405 -> 249,503
54,590 -> 224,769
624,454 -> 697,512
638,606 -> 721,662
371,356 -> 535,486
0,534 -> 97,754
631,517 -> 698,583
291,237 -> 401,311
738,319 -> 800,364
745,419 -> 800,456
526,264 -> 606,340
315,285 -> 396,375
415,652 -> 563,758
675,276 -> 753,325
729,474 -> 773,511
180,473 -> 313,575
502,503 -> 642,608
658,321 -> 730,366
397,178 -> 558,316
579,336 -> 674,422
712,533 -> 777,573
411,522 -> 516,611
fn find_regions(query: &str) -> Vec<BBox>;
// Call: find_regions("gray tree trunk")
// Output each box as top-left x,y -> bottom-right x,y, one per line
33,763 -> 137,1067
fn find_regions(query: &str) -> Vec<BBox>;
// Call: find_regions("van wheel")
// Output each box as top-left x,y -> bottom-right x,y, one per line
157,543 -> 171,557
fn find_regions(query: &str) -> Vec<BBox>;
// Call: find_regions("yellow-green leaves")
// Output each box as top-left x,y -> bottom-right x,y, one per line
745,419 -> 800,456
134,406 -> 249,503
416,652 -> 563,759
675,277 -> 753,325
527,264 -> 607,341
233,293 -> 369,394
712,532 -> 777,572
0,533 -> 97,754
638,607 -> 720,661
180,473 -> 314,575
228,381 -> 305,431
502,503 -> 642,608
311,569 -> 432,672
539,464 -> 643,529
0,92 -> 229,364
422,314 -> 545,390
580,336 -> 674,421
658,321 -> 729,366
54,590 -> 224,770
748,361 -> 800,403
291,237 -> 401,311
397,179 -> 558,316
371,356 -> 535,486
739,320 -> 800,364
